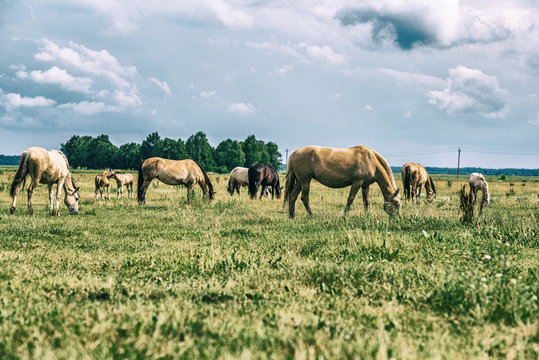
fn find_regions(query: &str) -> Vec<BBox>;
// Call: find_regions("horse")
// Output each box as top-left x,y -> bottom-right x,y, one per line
227,167 -> 249,196
248,163 -> 282,200
469,173 -> 490,208
137,157 -> 215,204
9,147 -> 80,215
401,162 -> 436,204
95,169 -> 113,200
283,145 -> 401,218
109,170 -> 134,199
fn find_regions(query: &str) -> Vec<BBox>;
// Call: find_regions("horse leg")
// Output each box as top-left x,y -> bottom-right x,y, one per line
288,181 -> 302,219
55,179 -> 65,216
48,184 -> 55,216
344,183 -> 361,216
362,185 -> 370,213
27,177 -> 40,215
412,183 -> 419,205
10,182 -> 22,215
118,183 -> 123,199
259,185 -> 265,199
107,184 -> 110,200
300,181 -> 313,216
138,179 -> 153,205
417,185 -> 422,205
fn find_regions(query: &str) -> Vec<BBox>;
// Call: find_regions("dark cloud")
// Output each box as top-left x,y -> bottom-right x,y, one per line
337,8 -> 435,50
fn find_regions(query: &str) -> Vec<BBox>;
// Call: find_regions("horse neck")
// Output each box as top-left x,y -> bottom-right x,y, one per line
63,172 -> 75,193
374,162 -> 397,200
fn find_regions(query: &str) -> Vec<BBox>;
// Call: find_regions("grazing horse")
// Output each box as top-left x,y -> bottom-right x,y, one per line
248,163 -> 282,200
283,145 -> 401,218
95,169 -> 113,200
227,167 -> 249,196
109,171 -> 134,199
10,147 -> 80,215
137,157 -> 215,204
401,162 -> 436,204
469,173 -> 490,208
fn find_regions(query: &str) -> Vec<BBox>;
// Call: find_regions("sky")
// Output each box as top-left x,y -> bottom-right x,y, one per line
0,0 -> 538,168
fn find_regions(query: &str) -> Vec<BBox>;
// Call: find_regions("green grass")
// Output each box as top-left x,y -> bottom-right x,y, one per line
0,171 -> 538,359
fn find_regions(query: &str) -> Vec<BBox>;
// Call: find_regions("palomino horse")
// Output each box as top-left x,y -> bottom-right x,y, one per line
95,169 -> 113,200
283,145 -> 401,218
227,167 -> 249,196
248,163 -> 282,200
401,162 -> 436,204
109,170 -> 134,199
137,157 -> 215,204
469,173 -> 490,208
10,147 -> 80,215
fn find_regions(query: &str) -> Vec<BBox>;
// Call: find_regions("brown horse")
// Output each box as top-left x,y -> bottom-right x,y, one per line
137,157 -> 215,204
248,163 -> 282,200
401,162 -> 436,204
283,145 -> 401,218
95,169 -> 113,200
109,171 -> 134,199
10,147 -> 80,215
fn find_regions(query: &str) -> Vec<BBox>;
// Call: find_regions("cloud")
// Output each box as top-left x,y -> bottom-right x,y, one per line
16,66 -> 93,93
404,109 -> 412,118
200,90 -> 216,99
301,43 -> 347,65
529,113 -> 539,126
336,1 -> 513,50
365,104 -> 373,110
1,91 -> 55,109
58,101 -> 115,115
226,102 -> 255,115
377,68 -> 446,88
149,77 -> 171,96
274,64 -> 293,75
427,66 -> 510,118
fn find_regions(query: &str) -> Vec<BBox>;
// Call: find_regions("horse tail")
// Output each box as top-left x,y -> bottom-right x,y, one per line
137,159 -> 145,202
248,165 -> 257,199
10,151 -> 29,198
403,165 -> 411,200
282,161 -> 296,207
192,160 -> 215,200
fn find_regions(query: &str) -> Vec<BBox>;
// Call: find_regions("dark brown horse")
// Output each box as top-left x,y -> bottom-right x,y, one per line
248,163 -> 282,200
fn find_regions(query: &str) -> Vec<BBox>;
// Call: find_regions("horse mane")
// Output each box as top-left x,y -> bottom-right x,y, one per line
56,150 -> 77,191
429,175 -> 436,193
373,151 -> 397,191
192,159 -> 215,200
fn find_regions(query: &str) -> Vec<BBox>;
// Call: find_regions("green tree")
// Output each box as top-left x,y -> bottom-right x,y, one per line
87,134 -> 118,169
214,139 -> 245,173
112,142 -> 141,169
265,141 -> 282,170
161,138 -> 188,160
186,131 -> 216,171
242,135 -> 266,167
61,135 -> 92,168
140,132 -> 163,160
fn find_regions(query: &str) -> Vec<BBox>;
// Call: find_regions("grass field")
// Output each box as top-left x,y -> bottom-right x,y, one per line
0,166 -> 538,359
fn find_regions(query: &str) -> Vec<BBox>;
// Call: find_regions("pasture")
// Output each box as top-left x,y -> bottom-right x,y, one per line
0,166 -> 537,359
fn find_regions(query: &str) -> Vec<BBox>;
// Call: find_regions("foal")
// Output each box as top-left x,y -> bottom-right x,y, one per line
109,171 -> 135,199
95,169 -> 113,200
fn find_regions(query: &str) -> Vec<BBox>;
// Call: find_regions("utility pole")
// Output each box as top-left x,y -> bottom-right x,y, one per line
285,148 -> 289,166
457,147 -> 461,179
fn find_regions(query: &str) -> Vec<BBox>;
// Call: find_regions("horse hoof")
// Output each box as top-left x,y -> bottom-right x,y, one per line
10,207 -> 15,215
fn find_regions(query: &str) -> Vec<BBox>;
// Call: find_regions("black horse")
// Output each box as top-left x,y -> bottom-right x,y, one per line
248,163 -> 282,200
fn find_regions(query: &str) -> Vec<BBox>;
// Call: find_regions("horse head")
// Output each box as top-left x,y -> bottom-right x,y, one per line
383,189 -> 401,216
64,185 -> 80,214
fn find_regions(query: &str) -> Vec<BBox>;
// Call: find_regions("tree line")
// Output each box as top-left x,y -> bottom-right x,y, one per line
60,132 -> 282,173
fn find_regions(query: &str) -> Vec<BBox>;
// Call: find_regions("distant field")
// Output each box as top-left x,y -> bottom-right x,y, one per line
0,168 -> 537,358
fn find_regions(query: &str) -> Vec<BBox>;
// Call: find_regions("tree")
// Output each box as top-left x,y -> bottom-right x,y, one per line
87,134 -> 118,169
161,138 -> 188,160
265,141 -> 282,170
242,135 -> 265,167
112,142 -> 141,169
61,135 -> 92,168
186,131 -> 216,171
215,139 -> 245,173
140,132 -> 163,160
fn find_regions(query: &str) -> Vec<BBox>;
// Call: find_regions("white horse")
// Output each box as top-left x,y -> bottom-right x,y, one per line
469,173 -> 490,207
227,167 -> 249,195
10,147 -> 80,215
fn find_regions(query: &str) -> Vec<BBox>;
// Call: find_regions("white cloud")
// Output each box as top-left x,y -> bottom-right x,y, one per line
2,92 -> 55,108
149,77 -> 171,96
528,113 -> 539,126
16,66 -> 93,93
365,104 -> 373,110
59,101 -> 115,115
377,68 -> 446,88
274,64 -> 293,75
404,109 -> 412,118
244,41 -> 302,58
427,66 -> 510,118
200,90 -> 216,99
226,102 -> 255,115
301,43 -> 347,65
